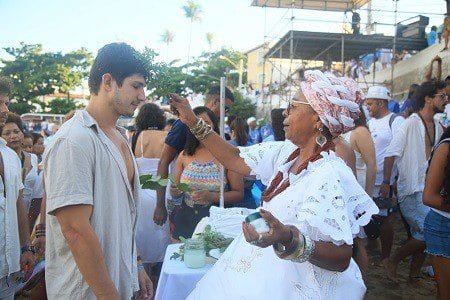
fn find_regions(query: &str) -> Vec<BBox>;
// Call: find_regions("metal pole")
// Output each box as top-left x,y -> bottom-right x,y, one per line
391,0 -> 398,93
341,34 -> 345,76
238,59 -> 243,89
219,77 -> 226,208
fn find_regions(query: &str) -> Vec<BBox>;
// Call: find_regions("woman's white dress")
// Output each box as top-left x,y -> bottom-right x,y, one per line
135,146 -> 170,263
188,141 -> 378,300
343,131 -> 367,190
23,153 -> 43,211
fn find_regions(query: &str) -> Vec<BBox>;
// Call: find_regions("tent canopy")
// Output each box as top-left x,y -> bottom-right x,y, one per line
251,0 -> 370,12
265,31 -> 427,62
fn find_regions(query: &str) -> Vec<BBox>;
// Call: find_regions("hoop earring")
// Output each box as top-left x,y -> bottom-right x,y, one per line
315,128 -> 327,148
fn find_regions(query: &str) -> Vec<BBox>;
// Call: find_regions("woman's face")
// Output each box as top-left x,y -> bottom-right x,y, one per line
32,137 -> 45,156
198,112 -> 215,130
23,137 -> 33,153
283,90 -> 320,146
2,122 -> 24,151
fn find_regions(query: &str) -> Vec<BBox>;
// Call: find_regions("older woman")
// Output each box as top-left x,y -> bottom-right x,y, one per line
169,71 -> 378,299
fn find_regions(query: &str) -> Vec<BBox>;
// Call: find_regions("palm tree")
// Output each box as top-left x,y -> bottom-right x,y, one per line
161,29 -> 174,61
182,0 -> 202,63
206,32 -> 214,50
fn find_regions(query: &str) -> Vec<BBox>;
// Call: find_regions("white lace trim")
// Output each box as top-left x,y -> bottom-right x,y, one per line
289,157 -> 378,245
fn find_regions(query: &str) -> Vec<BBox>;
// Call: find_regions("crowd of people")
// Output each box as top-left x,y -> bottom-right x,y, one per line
0,41 -> 449,300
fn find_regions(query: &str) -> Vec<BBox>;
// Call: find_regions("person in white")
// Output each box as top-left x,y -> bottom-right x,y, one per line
169,70 -> 378,299
365,85 -> 404,267
0,77 -> 34,300
382,80 -> 447,283
132,103 -> 170,268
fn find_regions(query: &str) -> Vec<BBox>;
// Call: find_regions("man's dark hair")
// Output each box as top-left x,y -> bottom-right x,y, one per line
413,80 -> 445,112
184,106 -> 219,156
431,25 -> 437,31
271,108 -> 286,141
88,43 -> 149,95
207,86 -> 234,102
0,77 -> 13,95
407,83 -> 419,100
445,75 -> 450,83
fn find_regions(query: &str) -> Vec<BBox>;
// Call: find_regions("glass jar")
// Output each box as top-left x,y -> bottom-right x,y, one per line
184,238 -> 206,269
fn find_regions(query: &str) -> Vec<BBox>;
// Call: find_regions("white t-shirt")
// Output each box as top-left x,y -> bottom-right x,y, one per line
386,113 -> 443,199
368,113 -> 405,188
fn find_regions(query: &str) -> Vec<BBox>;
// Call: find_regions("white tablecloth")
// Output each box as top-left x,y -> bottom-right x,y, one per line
155,243 -> 213,300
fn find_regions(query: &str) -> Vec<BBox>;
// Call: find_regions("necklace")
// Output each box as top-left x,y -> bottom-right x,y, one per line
261,141 -> 335,203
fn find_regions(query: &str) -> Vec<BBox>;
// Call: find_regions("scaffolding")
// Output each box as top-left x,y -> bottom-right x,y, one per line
250,0 -> 439,114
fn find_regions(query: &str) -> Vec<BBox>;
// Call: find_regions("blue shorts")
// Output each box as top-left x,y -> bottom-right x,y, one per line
424,209 -> 450,258
398,192 -> 429,241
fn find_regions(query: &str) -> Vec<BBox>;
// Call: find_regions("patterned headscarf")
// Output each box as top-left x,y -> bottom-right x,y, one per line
299,70 -> 365,136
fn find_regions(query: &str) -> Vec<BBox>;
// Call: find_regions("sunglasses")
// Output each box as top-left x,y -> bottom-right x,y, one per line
436,93 -> 448,100
285,98 -> 310,115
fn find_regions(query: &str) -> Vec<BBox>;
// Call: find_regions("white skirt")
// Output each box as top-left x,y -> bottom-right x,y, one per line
136,188 -> 170,263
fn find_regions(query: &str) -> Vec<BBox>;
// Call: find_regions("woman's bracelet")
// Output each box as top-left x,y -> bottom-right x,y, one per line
273,229 -> 315,263
189,118 -> 213,141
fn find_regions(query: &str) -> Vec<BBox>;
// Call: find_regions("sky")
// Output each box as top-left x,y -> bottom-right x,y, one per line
0,0 -> 446,64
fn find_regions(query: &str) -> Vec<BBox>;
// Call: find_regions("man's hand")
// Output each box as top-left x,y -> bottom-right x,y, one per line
137,269 -> 153,300
20,250 -> 35,280
153,204 -> 167,226
379,182 -> 390,198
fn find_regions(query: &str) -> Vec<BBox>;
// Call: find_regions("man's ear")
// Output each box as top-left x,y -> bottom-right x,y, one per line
101,73 -> 114,93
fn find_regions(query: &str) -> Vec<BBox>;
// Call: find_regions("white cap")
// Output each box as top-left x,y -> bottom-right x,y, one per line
366,86 -> 391,100
247,117 -> 256,125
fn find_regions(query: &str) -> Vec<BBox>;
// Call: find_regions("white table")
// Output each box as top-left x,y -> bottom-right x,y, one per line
155,243 -> 214,300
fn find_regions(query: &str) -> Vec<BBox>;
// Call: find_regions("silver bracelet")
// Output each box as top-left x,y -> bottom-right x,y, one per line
290,234 -> 315,263
189,118 -> 213,141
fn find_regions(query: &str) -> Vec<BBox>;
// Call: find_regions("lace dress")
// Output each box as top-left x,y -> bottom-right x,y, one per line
187,141 -> 378,299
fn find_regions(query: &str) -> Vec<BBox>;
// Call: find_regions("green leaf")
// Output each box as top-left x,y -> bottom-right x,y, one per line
159,179 -> 169,186
142,181 -> 162,190
139,174 -> 153,183
177,183 -> 192,193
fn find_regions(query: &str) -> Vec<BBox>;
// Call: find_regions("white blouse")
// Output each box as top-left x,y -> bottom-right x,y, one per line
188,140 -> 378,299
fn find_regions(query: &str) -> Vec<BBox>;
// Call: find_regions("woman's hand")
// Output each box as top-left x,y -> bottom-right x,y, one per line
168,94 -> 199,127
192,190 -> 216,205
153,204 -> 167,226
242,209 -> 292,248
137,269 -> 153,300
170,185 -> 184,199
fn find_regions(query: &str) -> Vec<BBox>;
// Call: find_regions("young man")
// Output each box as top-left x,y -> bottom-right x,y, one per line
0,77 -> 34,299
154,86 -> 234,226
365,85 -> 405,267
382,80 -> 447,283
44,43 -> 152,300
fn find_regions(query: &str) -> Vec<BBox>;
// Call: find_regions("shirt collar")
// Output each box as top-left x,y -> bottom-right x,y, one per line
76,109 -> 127,139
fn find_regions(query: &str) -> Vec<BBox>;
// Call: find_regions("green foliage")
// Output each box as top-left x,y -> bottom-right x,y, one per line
170,225 -> 234,260
46,97 -> 77,114
229,91 -> 256,120
161,30 -> 174,45
182,0 -> 202,21
139,174 -> 191,193
0,43 -> 92,115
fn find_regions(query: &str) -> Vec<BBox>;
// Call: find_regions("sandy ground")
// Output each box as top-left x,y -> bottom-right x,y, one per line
365,212 -> 436,299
